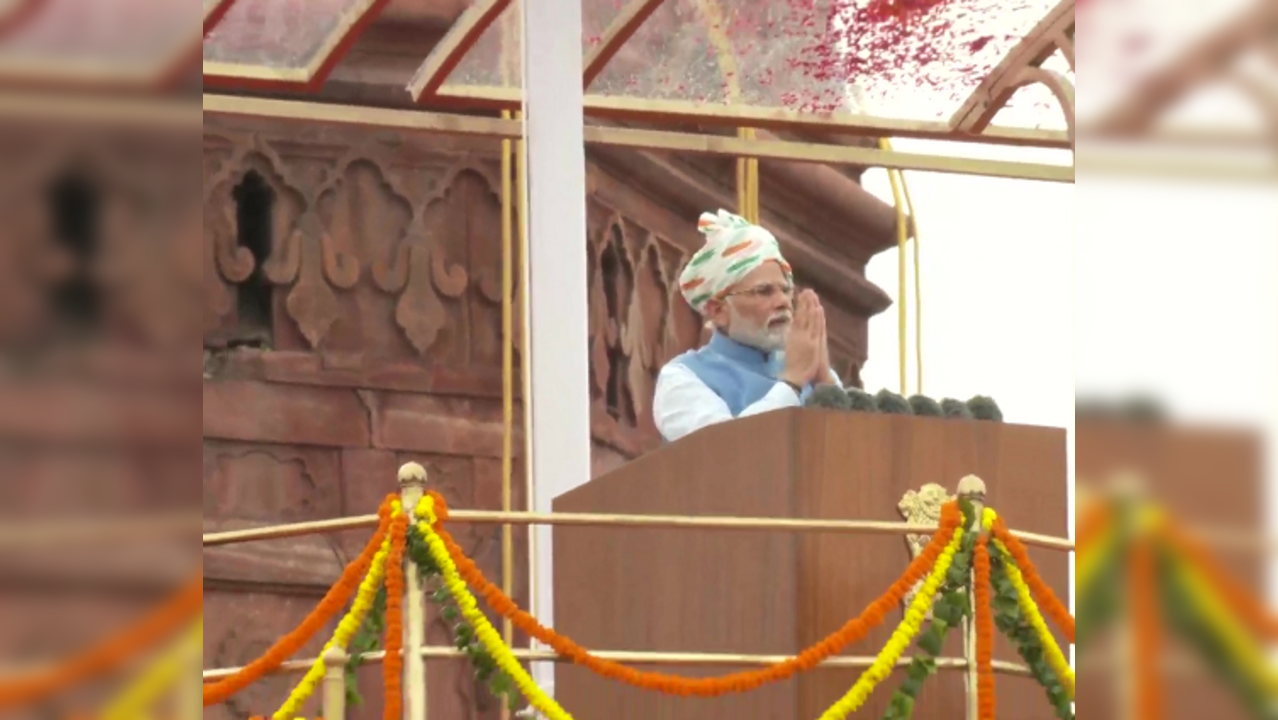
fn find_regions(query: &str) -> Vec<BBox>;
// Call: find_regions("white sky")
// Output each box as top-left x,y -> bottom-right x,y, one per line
858,138 -> 1278,613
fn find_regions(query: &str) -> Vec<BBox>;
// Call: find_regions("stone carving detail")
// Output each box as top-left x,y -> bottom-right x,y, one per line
373,164 -> 494,358
898,483 -> 956,617
0,132 -> 208,349
263,144 -> 364,350
628,240 -> 669,426
263,207 -> 361,348
205,140 -> 368,350
201,135 -> 708,414
585,201 -> 704,443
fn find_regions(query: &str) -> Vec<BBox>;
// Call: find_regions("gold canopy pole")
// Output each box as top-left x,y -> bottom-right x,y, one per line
695,0 -> 757,222
903,172 -> 922,395
499,106 -> 516,720
879,137 -> 923,396
498,8 -> 519,719
881,138 -> 909,395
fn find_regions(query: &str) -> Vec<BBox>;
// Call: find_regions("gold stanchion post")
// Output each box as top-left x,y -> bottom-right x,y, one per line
322,646 -> 349,720
400,462 -> 428,719
957,475 -> 987,720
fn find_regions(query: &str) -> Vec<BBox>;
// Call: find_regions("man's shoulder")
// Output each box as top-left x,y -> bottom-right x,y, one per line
654,353 -> 710,401
658,348 -> 700,378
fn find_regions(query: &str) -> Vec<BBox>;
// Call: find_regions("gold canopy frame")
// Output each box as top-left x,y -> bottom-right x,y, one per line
204,0 -> 236,35
202,0 -> 394,89
196,0 -> 1082,184
407,0 -> 1078,155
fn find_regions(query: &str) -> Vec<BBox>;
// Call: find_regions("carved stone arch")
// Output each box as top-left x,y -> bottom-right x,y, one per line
314,152 -> 414,280
596,212 -> 637,342
209,148 -> 306,287
215,141 -> 370,350
317,142 -> 420,221
627,234 -> 672,423
0,135 -> 120,346
416,159 -> 502,286
585,218 -> 610,402
656,237 -> 705,358
428,157 -> 504,204
593,214 -> 637,424
74,135 -> 210,350
436,162 -> 505,310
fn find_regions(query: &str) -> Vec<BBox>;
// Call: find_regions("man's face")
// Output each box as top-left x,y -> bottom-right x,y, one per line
706,262 -> 794,352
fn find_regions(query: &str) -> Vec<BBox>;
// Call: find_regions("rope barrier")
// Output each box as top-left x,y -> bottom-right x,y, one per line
199,481 -> 1080,720
203,507 -> 1075,552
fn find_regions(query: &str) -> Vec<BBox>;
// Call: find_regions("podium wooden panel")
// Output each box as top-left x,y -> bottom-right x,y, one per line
554,409 -> 1069,719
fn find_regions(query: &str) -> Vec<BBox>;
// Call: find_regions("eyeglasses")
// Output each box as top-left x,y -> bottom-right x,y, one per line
723,282 -> 795,301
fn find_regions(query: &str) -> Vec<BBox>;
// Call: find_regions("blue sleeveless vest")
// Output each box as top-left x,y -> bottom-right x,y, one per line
670,331 -> 815,415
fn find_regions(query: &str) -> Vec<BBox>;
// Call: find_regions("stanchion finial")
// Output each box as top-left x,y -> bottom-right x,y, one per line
1108,470 -> 1147,500
956,474 -> 987,500
399,461 -> 427,488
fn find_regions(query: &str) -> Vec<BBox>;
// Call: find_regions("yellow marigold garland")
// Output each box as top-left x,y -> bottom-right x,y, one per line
417,497 -> 574,720
1169,547 -> 1278,696
816,525 -> 966,720
100,617 -> 203,720
274,516 -> 395,720
1075,524 -> 1112,600
982,509 -> 1074,699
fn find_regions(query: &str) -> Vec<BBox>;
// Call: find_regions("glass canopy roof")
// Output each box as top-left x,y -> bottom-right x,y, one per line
203,0 -> 383,83
0,0 -> 191,83
0,0 -> 1075,135
433,0 -> 1073,130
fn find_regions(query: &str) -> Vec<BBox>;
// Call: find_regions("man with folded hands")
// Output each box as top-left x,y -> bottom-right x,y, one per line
653,209 -> 840,443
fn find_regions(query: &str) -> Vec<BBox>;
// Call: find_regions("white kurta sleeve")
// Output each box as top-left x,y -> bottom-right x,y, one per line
652,363 -> 801,443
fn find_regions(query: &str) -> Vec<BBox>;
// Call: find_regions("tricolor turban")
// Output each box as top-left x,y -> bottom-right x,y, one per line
678,209 -> 792,314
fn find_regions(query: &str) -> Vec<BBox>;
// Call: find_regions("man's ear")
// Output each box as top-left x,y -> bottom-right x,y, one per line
703,299 -> 728,328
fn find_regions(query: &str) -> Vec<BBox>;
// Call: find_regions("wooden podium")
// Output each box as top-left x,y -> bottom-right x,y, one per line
553,408 -> 1069,719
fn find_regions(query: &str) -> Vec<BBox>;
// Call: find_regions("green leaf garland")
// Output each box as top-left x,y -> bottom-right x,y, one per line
989,552 -> 1074,720
344,584 -> 388,706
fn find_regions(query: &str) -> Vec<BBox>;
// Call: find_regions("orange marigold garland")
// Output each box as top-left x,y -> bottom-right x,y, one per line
1160,517 -> 1278,642
203,495 -> 396,707
382,505 -> 409,720
427,492 -> 964,696
0,573 -> 203,708
991,517 -> 1074,643
974,536 -> 996,720
1131,535 -> 1162,720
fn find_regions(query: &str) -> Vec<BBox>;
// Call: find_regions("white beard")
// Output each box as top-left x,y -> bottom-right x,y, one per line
725,304 -> 789,352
